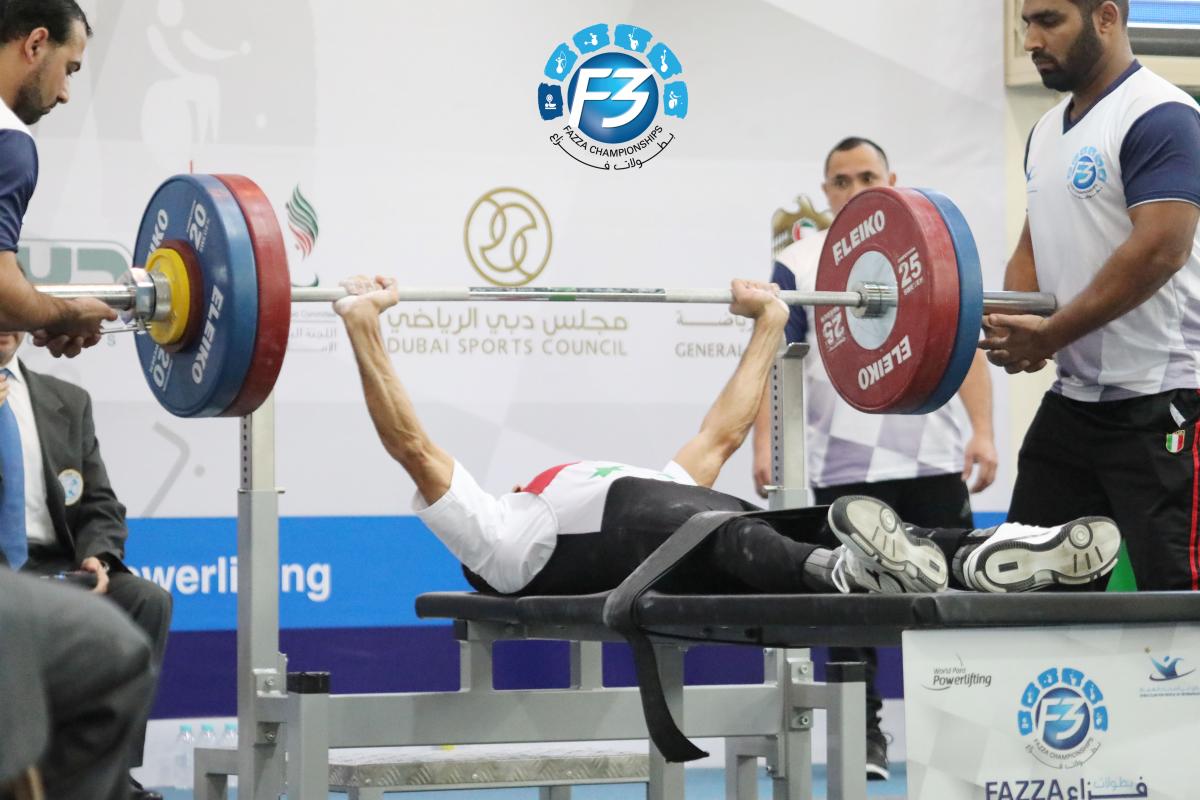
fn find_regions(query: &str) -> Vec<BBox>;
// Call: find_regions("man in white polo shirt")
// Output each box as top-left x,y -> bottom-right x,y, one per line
981,0 -> 1200,591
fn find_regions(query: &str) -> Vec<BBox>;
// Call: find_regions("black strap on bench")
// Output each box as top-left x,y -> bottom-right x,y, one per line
602,509 -> 750,763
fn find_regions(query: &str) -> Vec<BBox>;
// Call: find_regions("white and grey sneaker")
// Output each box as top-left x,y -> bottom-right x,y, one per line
828,496 -> 948,594
960,517 -> 1121,593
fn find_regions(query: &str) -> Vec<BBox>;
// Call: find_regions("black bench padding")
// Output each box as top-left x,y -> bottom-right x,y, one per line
418,589 -> 1200,646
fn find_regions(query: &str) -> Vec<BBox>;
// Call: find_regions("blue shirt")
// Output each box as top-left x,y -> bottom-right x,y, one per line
0,116 -> 38,253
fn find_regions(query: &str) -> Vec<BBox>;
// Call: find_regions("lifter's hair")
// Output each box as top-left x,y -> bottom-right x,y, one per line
1068,0 -> 1129,25
824,136 -> 890,176
0,0 -> 92,45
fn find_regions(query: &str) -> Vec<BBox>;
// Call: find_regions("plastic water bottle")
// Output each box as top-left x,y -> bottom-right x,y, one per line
221,722 -> 238,749
200,723 -> 218,748
173,724 -> 195,789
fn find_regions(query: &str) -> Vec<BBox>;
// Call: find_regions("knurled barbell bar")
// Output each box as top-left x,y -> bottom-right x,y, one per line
40,282 -> 1053,315
32,176 -> 1056,418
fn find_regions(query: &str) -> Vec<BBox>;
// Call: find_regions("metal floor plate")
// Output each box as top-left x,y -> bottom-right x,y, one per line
327,743 -> 649,790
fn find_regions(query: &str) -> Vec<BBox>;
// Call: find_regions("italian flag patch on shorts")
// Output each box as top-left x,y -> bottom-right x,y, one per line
1166,430 -> 1186,453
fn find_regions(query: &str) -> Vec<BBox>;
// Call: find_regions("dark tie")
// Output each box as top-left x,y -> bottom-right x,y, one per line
0,367 -> 27,569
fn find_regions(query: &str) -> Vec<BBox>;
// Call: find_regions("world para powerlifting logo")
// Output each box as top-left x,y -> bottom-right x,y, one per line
536,23 -> 688,172
1017,665 -> 1108,769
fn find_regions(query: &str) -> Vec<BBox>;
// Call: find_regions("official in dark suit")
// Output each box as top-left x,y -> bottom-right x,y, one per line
0,330 -> 172,800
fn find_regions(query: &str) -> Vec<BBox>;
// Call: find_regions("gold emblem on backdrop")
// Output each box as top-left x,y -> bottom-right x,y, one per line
463,188 -> 553,287
771,194 -> 832,259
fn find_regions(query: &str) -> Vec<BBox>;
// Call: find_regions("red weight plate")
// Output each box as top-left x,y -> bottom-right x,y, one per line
214,174 -> 292,417
814,187 -> 960,414
159,239 -> 206,354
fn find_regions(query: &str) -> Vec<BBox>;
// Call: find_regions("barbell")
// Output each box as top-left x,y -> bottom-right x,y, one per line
33,175 -> 1055,418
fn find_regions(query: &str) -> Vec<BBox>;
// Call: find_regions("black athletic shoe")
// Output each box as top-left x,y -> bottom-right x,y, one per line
130,776 -> 164,800
866,729 -> 890,781
828,495 -> 948,593
961,518 -> 1121,592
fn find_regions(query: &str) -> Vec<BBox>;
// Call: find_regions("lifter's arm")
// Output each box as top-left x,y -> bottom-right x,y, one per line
673,280 -> 787,488
335,276 -> 454,504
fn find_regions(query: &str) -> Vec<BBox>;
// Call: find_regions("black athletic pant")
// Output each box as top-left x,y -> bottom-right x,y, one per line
814,472 -> 974,734
466,477 -> 972,596
1009,389 -> 1200,591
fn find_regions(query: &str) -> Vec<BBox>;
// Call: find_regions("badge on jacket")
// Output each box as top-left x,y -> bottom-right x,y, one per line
58,469 -> 83,505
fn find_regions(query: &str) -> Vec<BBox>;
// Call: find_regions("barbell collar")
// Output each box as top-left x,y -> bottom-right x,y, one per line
849,282 -> 897,319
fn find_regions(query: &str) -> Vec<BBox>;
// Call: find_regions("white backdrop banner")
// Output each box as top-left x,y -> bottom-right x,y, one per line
20,0 -> 1012,525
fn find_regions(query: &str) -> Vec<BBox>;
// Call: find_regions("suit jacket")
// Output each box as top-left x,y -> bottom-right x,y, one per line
16,360 -> 129,571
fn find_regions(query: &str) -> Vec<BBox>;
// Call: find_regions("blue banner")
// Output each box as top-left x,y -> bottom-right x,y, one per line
126,516 -> 473,631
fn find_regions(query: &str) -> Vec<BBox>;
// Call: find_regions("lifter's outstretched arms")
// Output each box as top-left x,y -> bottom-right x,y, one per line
673,280 -> 788,488
334,276 -> 454,504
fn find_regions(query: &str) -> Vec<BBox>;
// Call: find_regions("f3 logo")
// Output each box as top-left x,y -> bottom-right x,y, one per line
569,66 -> 656,131
566,52 -> 658,144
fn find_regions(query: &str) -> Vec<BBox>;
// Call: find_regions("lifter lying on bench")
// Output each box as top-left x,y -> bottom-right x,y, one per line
333,275 -> 1121,598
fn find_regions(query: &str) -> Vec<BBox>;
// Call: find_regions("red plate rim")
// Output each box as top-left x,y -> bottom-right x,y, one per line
214,174 -> 292,418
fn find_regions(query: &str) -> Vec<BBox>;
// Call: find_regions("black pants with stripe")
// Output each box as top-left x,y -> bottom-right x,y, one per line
1009,389 -> 1200,591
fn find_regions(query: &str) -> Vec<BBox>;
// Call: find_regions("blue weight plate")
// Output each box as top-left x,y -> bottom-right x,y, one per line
134,175 -> 259,418
911,188 -> 984,415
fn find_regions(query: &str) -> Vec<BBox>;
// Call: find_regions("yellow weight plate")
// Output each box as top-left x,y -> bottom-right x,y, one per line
146,246 -> 191,346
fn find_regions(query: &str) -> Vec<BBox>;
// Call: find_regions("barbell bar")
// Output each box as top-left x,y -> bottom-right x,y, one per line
36,281 -> 1057,316
29,175 -> 1058,419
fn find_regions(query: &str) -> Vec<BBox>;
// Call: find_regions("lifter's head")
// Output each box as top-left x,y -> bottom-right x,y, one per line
1022,0 -> 1130,93
821,137 -> 896,216
0,0 -> 91,125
